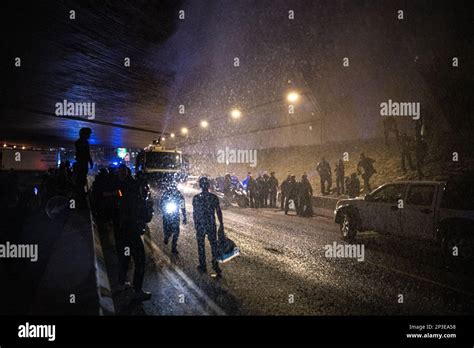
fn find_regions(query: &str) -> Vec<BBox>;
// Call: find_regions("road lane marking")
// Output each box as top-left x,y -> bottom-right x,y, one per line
144,235 -> 226,316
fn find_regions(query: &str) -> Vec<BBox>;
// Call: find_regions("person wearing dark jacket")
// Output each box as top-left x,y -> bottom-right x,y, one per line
316,157 -> 332,195
357,153 -> 376,193
74,127 -> 93,207
268,172 -> 279,208
247,174 -> 258,208
91,168 -> 116,234
280,174 -> 291,210
160,182 -> 186,255
262,172 -> 270,207
114,164 -> 151,301
256,174 -> 265,208
284,175 -> 299,215
299,174 -> 314,217
192,177 -> 224,276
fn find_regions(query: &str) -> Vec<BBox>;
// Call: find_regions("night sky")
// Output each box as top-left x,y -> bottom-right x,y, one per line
1,0 -> 472,148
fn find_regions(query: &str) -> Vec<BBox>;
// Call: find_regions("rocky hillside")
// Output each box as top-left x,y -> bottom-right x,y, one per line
189,135 -> 474,195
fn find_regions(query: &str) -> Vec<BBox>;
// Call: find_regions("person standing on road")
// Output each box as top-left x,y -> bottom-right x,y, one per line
223,173 -> 232,207
280,174 -> 291,211
74,127 -> 93,207
256,174 -> 265,208
159,181 -> 186,255
114,164 -> 151,301
247,174 -> 258,208
299,174 -> 314,217
284,175 -> 299,215
268,172 -> 279,208
262,172 -> 270,207
192,177 -> 224,276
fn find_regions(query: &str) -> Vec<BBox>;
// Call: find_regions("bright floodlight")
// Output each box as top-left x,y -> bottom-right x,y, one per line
161,137 -> 166,141
181,127 -> 188,135
165,201 -> 178,214
170,133 -> 175,138
287,92 -> 300,103
231,109 -> 242,119
200,120 -> 209,128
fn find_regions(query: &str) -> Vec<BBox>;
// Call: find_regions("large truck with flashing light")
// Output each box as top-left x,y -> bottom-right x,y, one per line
135,140 -> 188,187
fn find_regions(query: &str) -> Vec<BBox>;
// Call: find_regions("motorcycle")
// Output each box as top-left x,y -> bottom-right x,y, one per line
217,187 -> 249,208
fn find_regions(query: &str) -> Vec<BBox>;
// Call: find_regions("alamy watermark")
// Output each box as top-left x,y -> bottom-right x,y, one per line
380,99 -> 420,120
55,99 -> 95,120
216,147 -> 257,167
324,242 -> 365,262
0,241 -> 38,262
18,322 -> 55,341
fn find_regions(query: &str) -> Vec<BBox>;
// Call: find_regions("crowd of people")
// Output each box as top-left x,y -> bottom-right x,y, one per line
244,171 -> 279,209
217,151 -> 376,217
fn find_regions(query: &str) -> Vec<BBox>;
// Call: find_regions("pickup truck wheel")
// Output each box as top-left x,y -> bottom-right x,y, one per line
340,212 -> 357,241
442,232 -> 474,260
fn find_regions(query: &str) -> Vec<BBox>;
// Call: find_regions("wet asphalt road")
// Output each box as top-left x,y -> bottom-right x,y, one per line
137,190 -> 474,316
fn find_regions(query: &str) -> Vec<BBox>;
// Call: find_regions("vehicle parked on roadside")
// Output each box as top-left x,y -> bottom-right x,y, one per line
334,179 -> 474,259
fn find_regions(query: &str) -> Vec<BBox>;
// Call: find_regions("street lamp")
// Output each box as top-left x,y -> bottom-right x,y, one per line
170,133 -> 175,138
200,120 -> 209,128
181,127 -> 188,135
161,137 -> 166,141
287,91 -> 300,103
230,108 -> 242,119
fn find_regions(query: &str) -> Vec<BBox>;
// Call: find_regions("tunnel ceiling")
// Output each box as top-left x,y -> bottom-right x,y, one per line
1,0 -> 182,148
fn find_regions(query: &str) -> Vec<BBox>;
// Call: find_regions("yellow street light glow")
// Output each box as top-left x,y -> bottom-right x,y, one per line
170,133 -> 175,138
181,127 -> 188,135
287,91 -> 300,103
230,109 -> 242,119
200,120 -> 209,128
22,146 -> 26,150
161,137 -> 166,141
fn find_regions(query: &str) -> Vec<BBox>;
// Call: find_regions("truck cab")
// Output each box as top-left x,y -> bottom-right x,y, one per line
135,141 -> 187,188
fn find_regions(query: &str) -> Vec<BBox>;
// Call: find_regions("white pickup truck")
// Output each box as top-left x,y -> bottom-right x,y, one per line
334,180 -> 474,258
